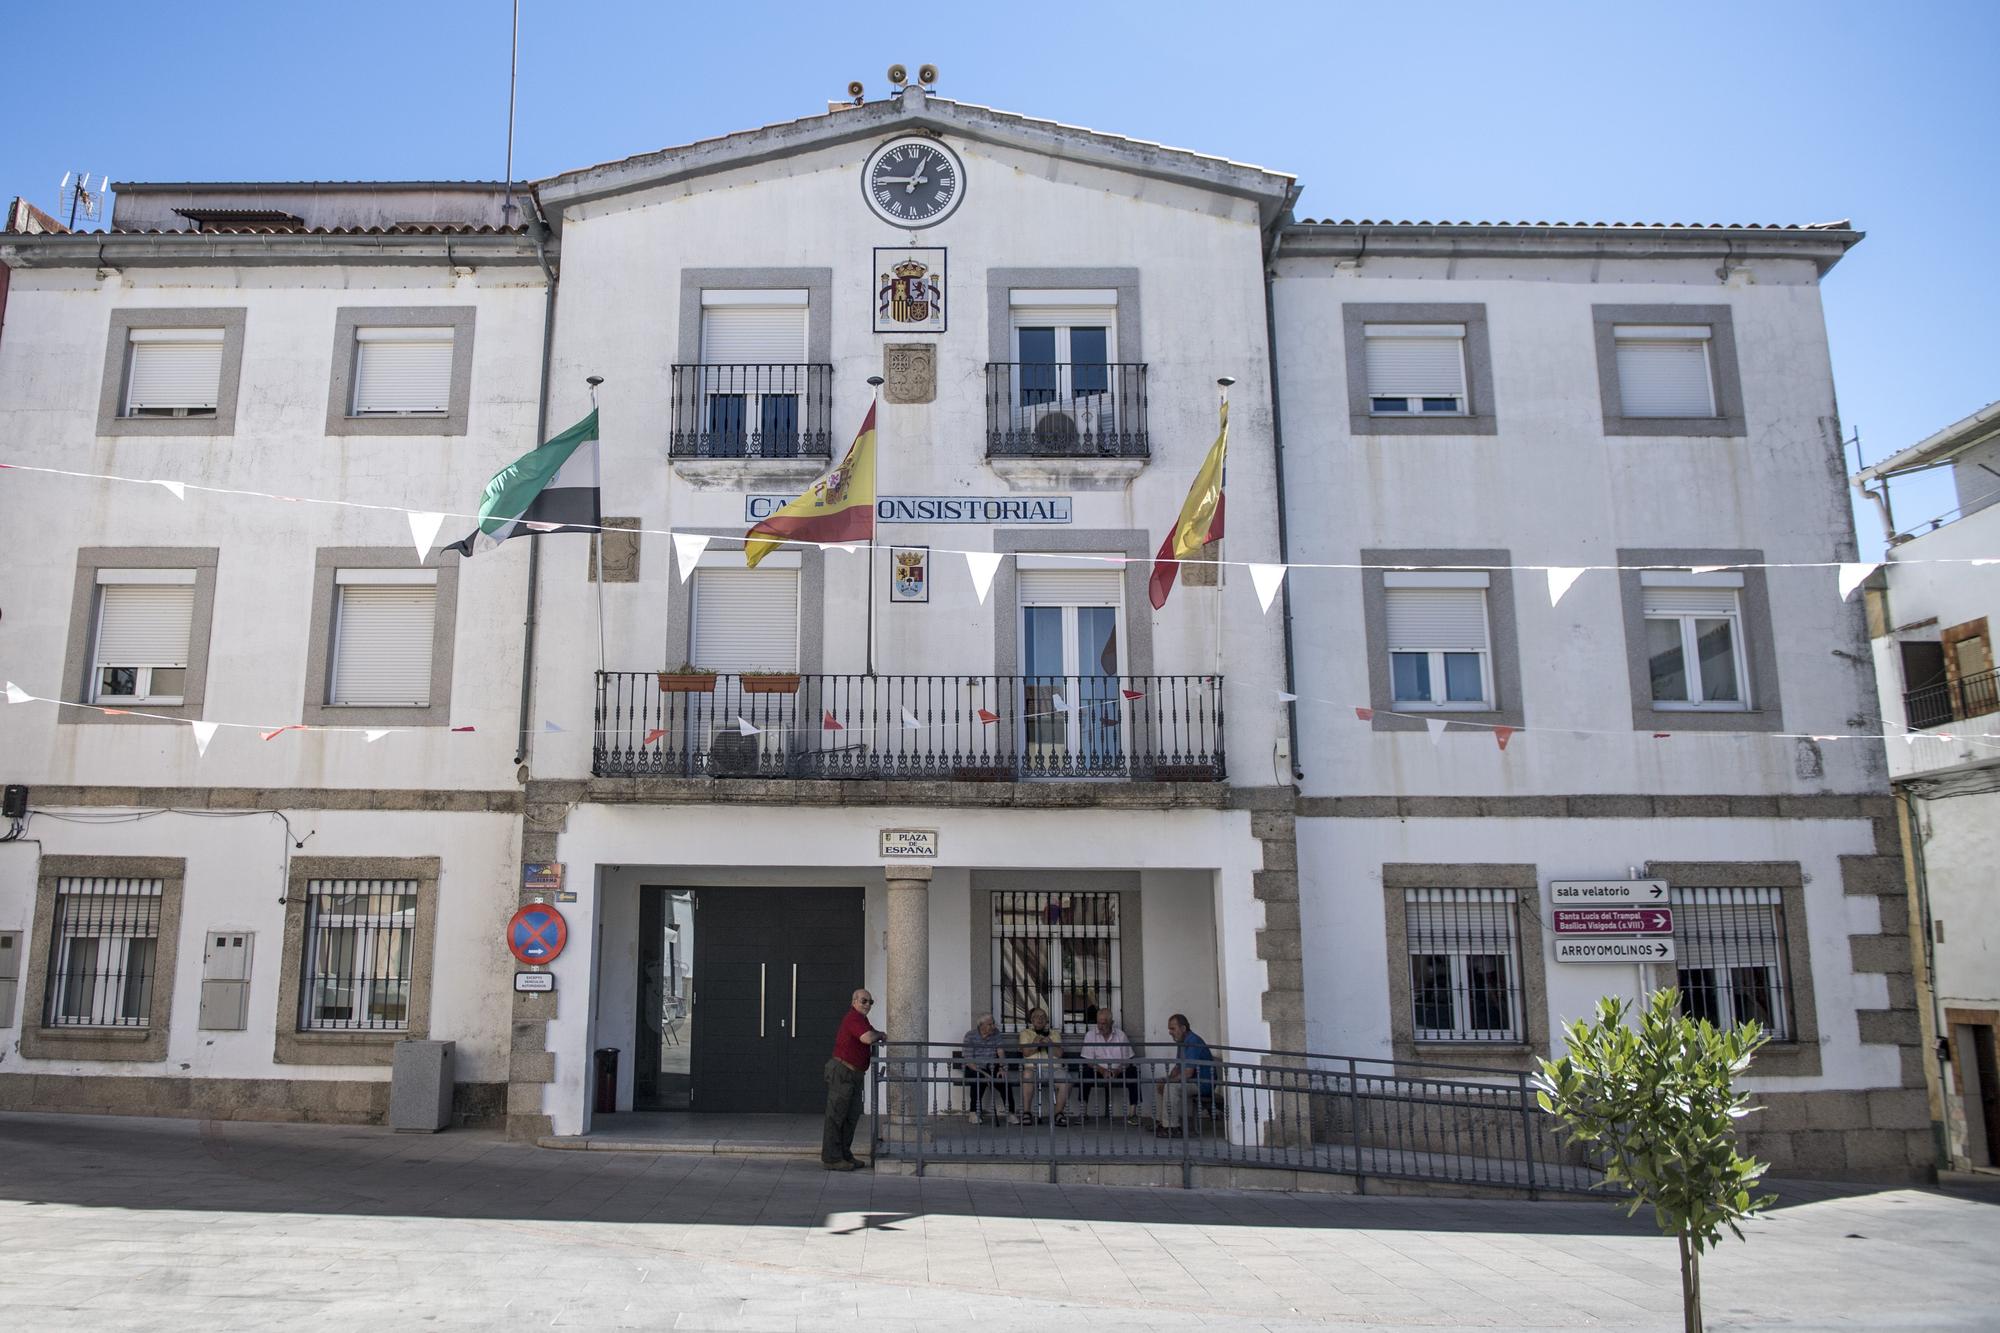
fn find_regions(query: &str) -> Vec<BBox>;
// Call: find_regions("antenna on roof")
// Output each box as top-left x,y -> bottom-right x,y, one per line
502,0 -> 520,228
57,172 -> 106,230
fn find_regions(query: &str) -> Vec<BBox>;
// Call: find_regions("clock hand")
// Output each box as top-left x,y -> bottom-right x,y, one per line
877,174 -> 930,187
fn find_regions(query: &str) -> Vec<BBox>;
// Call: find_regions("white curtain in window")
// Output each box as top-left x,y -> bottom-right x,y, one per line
352,327 -> 453,414
1386,587 -> 1487,651
125,328 -> 224,410
691,568 -> 800,671
331,582 -> 437,706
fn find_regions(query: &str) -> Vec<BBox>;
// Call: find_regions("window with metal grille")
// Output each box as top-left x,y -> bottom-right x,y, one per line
991,891 -> 1121,1034
43,877 -> 162,1027
1404,888 -> 1523,1041
1671,886 -> 1793,1040
301,879 -> 418,1030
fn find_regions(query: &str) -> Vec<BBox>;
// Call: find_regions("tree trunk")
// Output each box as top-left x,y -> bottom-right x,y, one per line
1679,1231 -> 1702,1333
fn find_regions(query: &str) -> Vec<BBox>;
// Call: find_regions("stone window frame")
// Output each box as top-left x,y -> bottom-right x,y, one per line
1644,860 -> 1821,1077
675,268 -> 834,363
324,306 -> 478,437
991,528 -> 1155,677
302,547 -> 461,727
1591,303 -> 1747,437
95,307 -> 248,437
1342,303 -> 1498,437
661,530 -> 826,672
1382,863 -> 1547,1070
985,268 -> 1143,364
969,871 -> 1145,1042
1360,548 -> 1523,733
59,546 -> 220,725
20,855 -> 186,1063
274,855 -> 440,1066
1616,547 -> 1783,732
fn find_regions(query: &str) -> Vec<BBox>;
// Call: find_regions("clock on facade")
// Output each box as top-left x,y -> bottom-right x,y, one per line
861,137 -> 965,228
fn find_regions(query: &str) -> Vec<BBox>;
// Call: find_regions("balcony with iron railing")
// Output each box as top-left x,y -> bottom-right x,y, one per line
594,672 -> 1222,781
668,363 -> 835,460
985,362 -> 1149,458
1904,666 -> 1999,731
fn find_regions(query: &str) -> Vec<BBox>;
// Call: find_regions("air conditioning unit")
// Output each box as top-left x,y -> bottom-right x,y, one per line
707,727 -> 788,777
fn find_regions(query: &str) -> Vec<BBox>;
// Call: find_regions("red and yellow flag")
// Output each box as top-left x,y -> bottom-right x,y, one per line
1148,399 -> 1228,609
744,402 -> 878,568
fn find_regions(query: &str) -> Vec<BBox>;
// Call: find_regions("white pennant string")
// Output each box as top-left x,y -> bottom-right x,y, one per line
189,720 -> 218,757
673,533 -> 711,583
964,551 -> 1003,604
1249,563 -> 1286,613
1837,562 -> 1881,600
736,715 -> 759,736
1546,567 -> 1586,605
152,479 -> 186,501
1426,717 -> 1448,745
407,511 -> 446,561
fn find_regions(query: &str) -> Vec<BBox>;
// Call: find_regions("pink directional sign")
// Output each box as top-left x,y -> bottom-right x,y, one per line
1553,907 -> 1674,936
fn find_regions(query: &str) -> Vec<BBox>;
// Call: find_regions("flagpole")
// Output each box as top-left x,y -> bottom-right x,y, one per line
1214,377 -> 1234,680
866,375 -> 884,677
587,376 -> 606,678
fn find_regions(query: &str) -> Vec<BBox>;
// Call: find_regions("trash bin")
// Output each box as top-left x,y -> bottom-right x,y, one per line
594,1047 -> 620,1114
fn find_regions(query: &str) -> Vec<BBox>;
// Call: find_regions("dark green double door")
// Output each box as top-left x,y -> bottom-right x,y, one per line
683,886 -> 865,1114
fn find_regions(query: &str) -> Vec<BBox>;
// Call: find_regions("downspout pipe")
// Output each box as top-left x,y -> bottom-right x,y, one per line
514,187 -> 559,768
1262,203 -> 1304,782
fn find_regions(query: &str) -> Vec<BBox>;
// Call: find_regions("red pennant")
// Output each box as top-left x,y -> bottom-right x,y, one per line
260,725 -> 302,741
822,711 -> 844,732
1493,726 -> 1515,751
102,708 -> 132,716
976,708 -> 999,725
1121,689 -> 1145,701
1652,732 -> 1671,740
642,727 -> 666,746
1354,707 -> 1374,722
452,725 -> 476,732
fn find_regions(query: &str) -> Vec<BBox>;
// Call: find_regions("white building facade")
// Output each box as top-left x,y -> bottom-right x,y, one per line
0,87 -> 1931,1180
1855,401 -> 2000,1170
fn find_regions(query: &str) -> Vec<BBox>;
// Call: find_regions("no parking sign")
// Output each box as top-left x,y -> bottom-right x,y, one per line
507,903 -> 569,965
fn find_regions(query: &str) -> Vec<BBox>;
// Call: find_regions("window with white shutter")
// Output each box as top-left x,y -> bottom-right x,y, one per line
690,562 -> 800,672
1614,325 -> 1716,418
350,327 -> 453,415
1384,573 -> 1491,707
1364,324 -> 1467,415
123,328 -> 224,416
329,570 -> 437,707
699,292 -> 808,363
1641,571 -> 1747,709
91,569 -> 196,703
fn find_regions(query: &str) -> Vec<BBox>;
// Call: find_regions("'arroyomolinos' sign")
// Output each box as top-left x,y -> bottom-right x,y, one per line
746,495 -> 1072,524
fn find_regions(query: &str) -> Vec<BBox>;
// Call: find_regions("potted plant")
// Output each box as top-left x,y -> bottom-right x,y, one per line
657,663 -> 718,693
739,669 -> 802,695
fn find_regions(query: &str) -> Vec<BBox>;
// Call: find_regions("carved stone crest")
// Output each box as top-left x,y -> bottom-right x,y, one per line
883,344 -> 936,404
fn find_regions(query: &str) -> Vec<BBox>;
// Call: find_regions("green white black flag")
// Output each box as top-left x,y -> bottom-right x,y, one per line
446,410 -> 601,556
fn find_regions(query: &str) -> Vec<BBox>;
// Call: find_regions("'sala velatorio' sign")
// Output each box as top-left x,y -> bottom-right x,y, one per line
1547,879 -> 1668,907
880,828 -> 938,859
747,495 -> 1072,525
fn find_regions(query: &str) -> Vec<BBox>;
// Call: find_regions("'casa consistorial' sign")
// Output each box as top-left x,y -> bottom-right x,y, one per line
880,828 -> 938,860
746,495 -> 1072,524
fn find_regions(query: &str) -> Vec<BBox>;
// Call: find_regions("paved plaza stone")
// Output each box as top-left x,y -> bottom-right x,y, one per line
0,1112 -> 1994,1330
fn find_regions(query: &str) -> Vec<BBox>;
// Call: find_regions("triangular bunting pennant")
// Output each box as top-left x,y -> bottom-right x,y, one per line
1494,725 -> 1515,752
408,511 -> 446,561
261,725 -> 302,742
101,708 -> 132,716
821,711 -> 844,732
672,533 -> 711,583
152,479 -> 187,501
900,707 -> 923,731
976,708 -> 999,725
1354,707 -> 1374,722
1425,718 -> 1447,745
5,681 -> 32,704
642,727 -> 667,746
736,715 -> 759,737
1277,691 -> 1298,703
1121,689 -> 1145,701
190,720 -> 218,757
1248,563 -> 1286,613
364,729 -> 392,743
544,721 -> 565,733
1653,732 -> 1672,740
964,551 -> 1003,604
1837,561 -> 1880,600
1053,693 -> 1069,713
1546,567 -> 1586,605
451,725 -> 476,732
1691,564 -> 1732,575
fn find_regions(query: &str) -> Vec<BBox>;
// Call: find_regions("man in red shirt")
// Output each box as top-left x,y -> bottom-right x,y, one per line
823,987 -> 883,1170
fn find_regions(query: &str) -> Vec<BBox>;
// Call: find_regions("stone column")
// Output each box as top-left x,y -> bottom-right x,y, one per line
884,866 -> 932,1122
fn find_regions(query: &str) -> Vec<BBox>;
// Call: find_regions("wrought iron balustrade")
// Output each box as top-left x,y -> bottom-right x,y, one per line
985,362 -> 1149,458
668,363 -> 834,459
594,672 -> 1222,781
1903,665 -> 1999,730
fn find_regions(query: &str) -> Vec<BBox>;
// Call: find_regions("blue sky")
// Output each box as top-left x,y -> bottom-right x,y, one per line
8,1 -> 1994,555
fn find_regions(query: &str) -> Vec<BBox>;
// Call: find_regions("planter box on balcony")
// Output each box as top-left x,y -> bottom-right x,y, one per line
740,674 -> 802,694
658,672 -> 717,693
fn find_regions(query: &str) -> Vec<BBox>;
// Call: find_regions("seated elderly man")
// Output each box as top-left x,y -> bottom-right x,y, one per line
1015,1007 -> 1071,1126
1153,1013 -> 1217,1137
960,1013 -> 1014,1125
1081,1008 -> 1141,1125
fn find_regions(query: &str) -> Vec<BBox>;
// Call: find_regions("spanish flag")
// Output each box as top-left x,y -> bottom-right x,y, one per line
744,402 -> 878,568
1147,399 -> 1228,609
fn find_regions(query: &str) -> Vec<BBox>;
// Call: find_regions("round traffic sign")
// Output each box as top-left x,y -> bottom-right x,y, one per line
508,903 -> 569,965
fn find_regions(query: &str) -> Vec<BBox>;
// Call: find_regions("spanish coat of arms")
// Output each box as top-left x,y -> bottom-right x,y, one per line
873,247 -> 946,333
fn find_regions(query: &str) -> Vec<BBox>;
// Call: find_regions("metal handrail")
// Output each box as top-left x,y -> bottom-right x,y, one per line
1903,665 -> 1999,729
984,362 -> 1149,458
668,363 -> 835,459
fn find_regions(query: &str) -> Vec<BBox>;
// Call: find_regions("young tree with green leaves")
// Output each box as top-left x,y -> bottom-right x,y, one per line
1532,989 -> 1776,1333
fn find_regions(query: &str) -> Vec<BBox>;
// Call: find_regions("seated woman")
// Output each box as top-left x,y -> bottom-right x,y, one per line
1015,1007 -> 1070,1126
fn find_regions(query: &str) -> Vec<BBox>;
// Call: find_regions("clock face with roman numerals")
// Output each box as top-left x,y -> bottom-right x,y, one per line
862,138 -> 965,228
